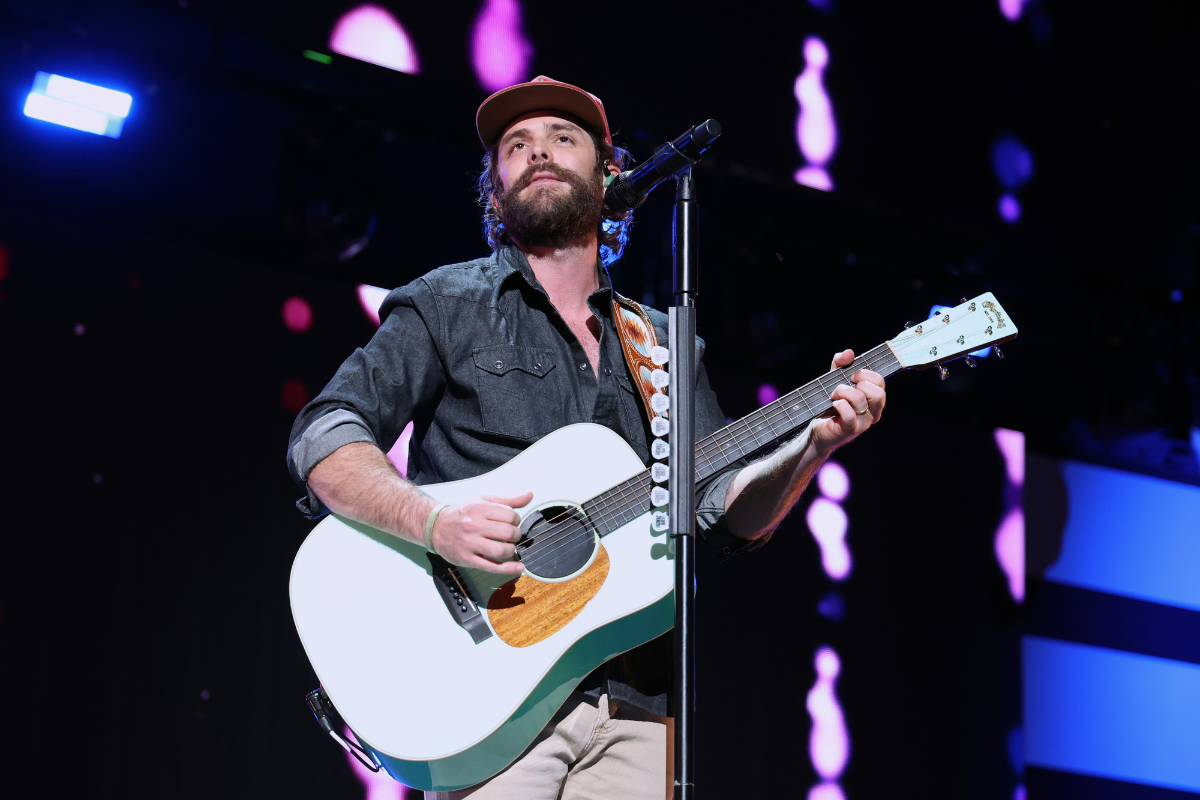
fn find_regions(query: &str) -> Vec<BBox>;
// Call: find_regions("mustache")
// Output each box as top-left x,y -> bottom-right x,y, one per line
508,162 -> 588,195
496,159 -> 604,250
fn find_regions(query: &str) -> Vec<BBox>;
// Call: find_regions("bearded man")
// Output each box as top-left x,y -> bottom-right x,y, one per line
287,76 -> 886,800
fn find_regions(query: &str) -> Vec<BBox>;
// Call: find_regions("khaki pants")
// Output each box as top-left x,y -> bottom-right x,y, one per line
426,695 -> 668,800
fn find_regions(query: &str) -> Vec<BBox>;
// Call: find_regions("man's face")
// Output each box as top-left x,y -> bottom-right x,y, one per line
493,113 -> 609,250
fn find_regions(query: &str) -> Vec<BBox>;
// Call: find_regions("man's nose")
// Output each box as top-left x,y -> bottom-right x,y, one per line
528,140 -> 552,162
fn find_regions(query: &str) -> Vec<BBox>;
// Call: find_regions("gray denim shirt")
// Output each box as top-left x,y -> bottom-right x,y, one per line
287,245 -> 757,714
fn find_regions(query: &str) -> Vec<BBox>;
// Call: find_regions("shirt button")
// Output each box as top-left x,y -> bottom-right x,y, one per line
494,360 -> 504,369
535,363 -> 542,370
604,367 -> 612,376
722,547 -> 731,555
579,363 -> 587,371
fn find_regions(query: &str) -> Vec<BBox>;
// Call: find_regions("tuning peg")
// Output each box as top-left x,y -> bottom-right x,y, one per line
938,366 -> 949,380
995,348 -> 1004,359
965,356 -> 977,368
903,321 -> 916,329
960,297 -> 968,304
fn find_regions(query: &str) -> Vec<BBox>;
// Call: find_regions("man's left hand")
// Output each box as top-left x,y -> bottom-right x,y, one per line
811,349 -> 886,455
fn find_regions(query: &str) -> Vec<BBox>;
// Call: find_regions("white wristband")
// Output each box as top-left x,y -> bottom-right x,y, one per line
424,504 -> 447,553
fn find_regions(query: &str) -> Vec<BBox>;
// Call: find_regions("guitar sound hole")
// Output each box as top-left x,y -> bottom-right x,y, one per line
518,504 -> 597,580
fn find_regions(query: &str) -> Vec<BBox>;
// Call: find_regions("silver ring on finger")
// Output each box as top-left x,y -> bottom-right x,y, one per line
856,405 -> 869,416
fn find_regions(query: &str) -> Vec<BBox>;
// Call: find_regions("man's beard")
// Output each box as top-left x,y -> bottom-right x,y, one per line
497,162 -> 604,249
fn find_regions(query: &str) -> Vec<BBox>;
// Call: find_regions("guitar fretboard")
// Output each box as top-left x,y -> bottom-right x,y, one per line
581,342 -> 902,537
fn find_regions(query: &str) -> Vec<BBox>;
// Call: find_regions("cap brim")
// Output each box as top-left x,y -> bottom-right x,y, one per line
477,82 -> 609,149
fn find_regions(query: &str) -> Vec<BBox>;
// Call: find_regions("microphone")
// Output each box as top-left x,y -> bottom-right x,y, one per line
603,119 -> 722,213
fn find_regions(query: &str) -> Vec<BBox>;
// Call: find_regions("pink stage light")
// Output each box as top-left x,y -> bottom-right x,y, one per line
993,427 -> 1025,603
757,383 -> 780,407
330,5 -> 420,75
344,725 -> 408,800
999,0 -> 1029,22
283,296 -> 313,332
793,37 -> 837,191
795,166 -> 833,191
995,508 -> 1025,602
357,284 -> 390,328
807,646 -> 850,781
994,427 -> 1025,487
807,782 -> 847,800
817,461 -> 849,502
470,0 -> 534,93
807,498 -> 851,581
387,421 -> 414,478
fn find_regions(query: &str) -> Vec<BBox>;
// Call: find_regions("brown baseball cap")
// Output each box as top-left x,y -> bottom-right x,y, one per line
476,75 -> 612,149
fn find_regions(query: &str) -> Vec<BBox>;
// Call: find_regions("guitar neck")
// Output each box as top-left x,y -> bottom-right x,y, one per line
697,341 -> 902,480
581,342 -> 903,537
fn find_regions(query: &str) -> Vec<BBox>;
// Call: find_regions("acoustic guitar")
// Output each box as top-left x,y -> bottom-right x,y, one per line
289,293 -> 1018,791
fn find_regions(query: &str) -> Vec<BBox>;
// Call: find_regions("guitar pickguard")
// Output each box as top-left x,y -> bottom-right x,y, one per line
487,544 -> 610,648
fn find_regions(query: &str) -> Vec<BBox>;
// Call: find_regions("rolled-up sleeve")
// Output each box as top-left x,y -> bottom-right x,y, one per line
286,279 -> 446,519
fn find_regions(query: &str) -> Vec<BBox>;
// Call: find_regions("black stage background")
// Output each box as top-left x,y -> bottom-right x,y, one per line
0,0 -> 1195,797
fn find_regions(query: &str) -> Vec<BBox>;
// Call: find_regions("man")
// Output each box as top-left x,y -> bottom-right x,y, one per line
287,76 -> 886,799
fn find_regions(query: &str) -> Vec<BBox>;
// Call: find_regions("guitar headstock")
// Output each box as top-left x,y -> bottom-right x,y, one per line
889,293 -> 1017,370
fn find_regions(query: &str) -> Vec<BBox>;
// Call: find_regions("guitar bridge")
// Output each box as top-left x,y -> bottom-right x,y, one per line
427,554 -> 492,644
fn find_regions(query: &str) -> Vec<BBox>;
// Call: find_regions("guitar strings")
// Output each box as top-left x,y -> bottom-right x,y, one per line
466,345 -> 901,583
517,345 -> 901,570
697,343 -> 896,460
521,349 -> 903,571
517,345 -> 901,568
457,345 -> 906,584
519,345 -> 901,568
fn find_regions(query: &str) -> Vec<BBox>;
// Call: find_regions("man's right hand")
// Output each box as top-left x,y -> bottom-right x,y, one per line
431,492 -> 533,575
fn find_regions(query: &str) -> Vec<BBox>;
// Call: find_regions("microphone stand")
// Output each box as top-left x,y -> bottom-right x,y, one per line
669,167 -> 698,800
606,119 -> 718,799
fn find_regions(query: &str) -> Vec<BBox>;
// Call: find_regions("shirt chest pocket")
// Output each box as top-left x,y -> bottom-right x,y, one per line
473,346 -> 562,440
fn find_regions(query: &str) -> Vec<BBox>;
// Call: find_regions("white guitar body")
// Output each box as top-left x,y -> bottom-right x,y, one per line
290,423 -> 675,792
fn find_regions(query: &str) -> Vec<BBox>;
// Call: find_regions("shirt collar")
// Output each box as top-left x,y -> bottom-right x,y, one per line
491,245 -> 613,311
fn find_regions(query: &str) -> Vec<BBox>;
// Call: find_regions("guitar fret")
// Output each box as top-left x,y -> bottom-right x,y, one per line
749,417 -> 777,445
728,422 -> 749,457
779,395 -> 801,426
799,388 -> 815,415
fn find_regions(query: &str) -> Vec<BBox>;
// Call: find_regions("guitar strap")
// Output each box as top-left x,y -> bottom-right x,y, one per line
611,293 -> 667,426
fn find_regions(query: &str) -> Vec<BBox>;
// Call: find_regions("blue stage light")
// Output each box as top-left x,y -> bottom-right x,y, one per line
930,304 -> 992,357
23,72 -> 131,138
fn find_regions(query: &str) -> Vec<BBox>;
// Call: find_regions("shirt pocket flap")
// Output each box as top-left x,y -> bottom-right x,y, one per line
473,346 -> 555,378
